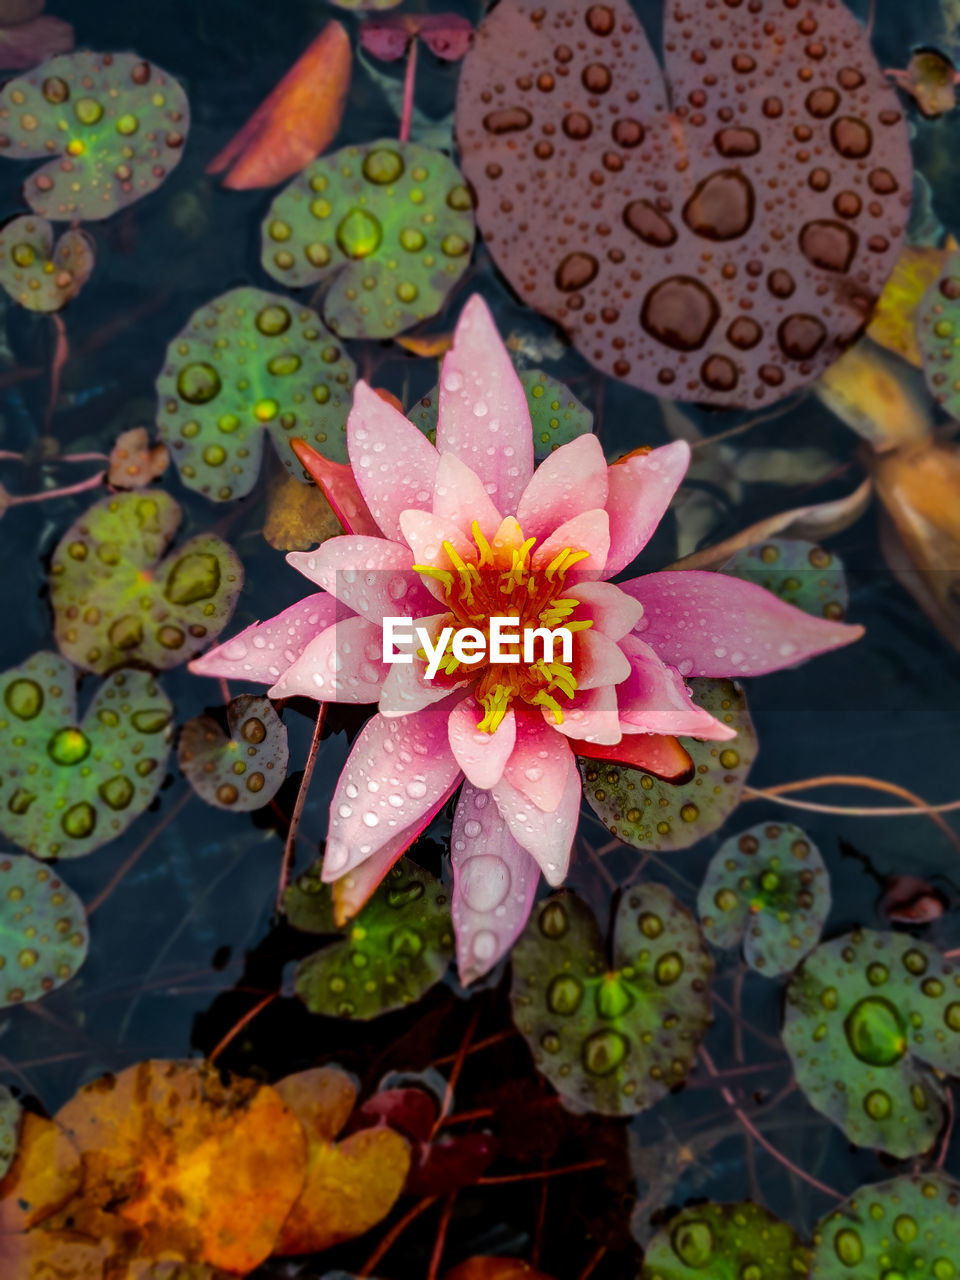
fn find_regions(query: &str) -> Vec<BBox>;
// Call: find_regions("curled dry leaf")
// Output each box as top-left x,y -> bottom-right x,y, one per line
887,48 -> 959,117
0,1111 -> 82,1233
815,342 -> 933,451
107,427 -> 169,490
264,462 -> 342,551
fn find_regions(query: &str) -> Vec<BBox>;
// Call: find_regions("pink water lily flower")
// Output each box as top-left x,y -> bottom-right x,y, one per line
190,296 -> 862,983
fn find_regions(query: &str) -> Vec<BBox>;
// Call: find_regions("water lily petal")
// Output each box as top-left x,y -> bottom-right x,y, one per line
572,580 -> 644,641
448,696 -> 516,789
189,593 -> 339,685
292,439 -> 379,536
617,635 -> 737,739
604,441 -> 691,578
348,381 -> 438,541
575,629 -> 632,690
379,649 -> 470,718
516,433 -> 608,542
569,732 -> 694,781
531,508 -> 609,580
399,509 -> 476,600
549,684 -> 621,745
622,570 -> 864,676
269,614 -> 385,702
502,706 -> 573,813
287,538 -> 434,624
436,295 -> 533,516
491,762 -> 579,886
452,781 -> 540,984
433,452 -> 502,540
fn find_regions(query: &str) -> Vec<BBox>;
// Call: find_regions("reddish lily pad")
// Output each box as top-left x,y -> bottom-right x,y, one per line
0,852 -> 88,1007
581,679 -> 757,852
721,538 -> 849,622
156,286 -> 356,500
0,651 -> 173,859
50,491 -> 243,674
0,214 -> 93,312
178,695 -> 288,811
0,1084 -> 18,1177
0,51 -> 188,220
261,140 -> 475,338
510,884 -> 713,1116
361,14 -> 473,63
640,1202 -> 810,1278
698,822 -> 831,976
783,929 -> 960,1157
456,0 -> 912,406
107,427 -> 169,489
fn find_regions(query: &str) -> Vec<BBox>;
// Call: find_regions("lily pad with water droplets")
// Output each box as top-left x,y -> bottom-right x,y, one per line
157,286 -> 356,500
0,51 -> 188,221
698,822 -> 831,977
640,1202 -> 811,1280
783,929 -> 960,1158
810,1173 -> 960,1278
0,852 -> 88,1006
510,884 -> 712,1116
179,695 -> 288,811
916,250 -> 960,417
0,652 -> 173,859
261,139 -> 475,338
288,858 -> 454,1019
580,678 -> 756,853
0,214 -> 93,312
0,1083 -> 20,1177
50,490 -> 243,674
721,539 -> 849,623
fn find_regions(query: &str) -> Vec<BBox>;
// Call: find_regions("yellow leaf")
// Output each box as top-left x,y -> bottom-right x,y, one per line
815,342 -> 933,451
0,1112 -> 82,1234
264,465 -> 341,552
868,240 -> 959,367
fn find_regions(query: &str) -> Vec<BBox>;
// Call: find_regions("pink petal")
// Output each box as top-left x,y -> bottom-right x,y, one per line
575,629 -> 631,690
516,434 -> 607,542
531,508 -> 609,580
379,651 -> 469,717
572,580 -> 644,641
348,381 -> 438,541
188,593 -> 339,685
436,295 -> 533,516
550,684 -> 621,745
502,706 -> 572,813
491,761 -> 580,886
617,635 -> 736,739
433,452 -> 501,540
621,570 -> 864,677
287,537 -> 434,624
451,782 -> 540,984
322,703 -> 463,881
268,615 -> 385,702
447,696 -> 516,789
399,509 -> 476,600
604,441 -> 691,578
291,439 -> 379,536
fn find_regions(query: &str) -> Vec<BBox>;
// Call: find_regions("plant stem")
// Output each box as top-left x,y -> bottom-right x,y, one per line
276,703 -> 326,911
399,36 -> 419,143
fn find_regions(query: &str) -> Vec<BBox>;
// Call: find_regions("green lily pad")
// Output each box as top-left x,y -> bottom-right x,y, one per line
0,214 -> 94,312
0,652 -> 173,859
261,139 -> 475,338
721,539 -> 849,623
50,490 -> 243,674
0,852 -> 89,1006
288,857 -> 454,1019
698,822 -> 831,977
580,678 -> 757,853
640,1202 -> 811,1279
810,1173 -> 960,1278
510,884 -> 713,1116
917,250 -> 960,415
156,286 -> 356,500
179,695 -> 288,811
783,929 -> 960,1158
0,1083 -> 20,1178
0,51 -> 188,221
409,368 -> 593,461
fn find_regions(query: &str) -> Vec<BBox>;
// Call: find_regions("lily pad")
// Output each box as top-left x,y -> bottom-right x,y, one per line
698,822 -> 831,976
409,368 -> 593,461
261,139 -> 475,338
50,491 -> 243,674
0,852 -> 88,1006
156,286 -> 357,500
917,250 -> 960,417
783,929 -> 960,1157
580,678 -> 757,853
640,1202 -> 811,1279
510,884 -> 713,1116
0,651 -> 173,859
288,857 -> 454,1019
178,695 -> 288,811
0,1083 -> 20,1177
721,539 -> 849,623
810,1173 -> 960,1278
0,51 -> 188,220
0,213 -> 93,311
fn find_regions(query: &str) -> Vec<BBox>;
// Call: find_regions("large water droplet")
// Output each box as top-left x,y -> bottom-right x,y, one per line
48,727 -> 91,766
362,148 -> 405,185
595,974 -> 634,1020
335,209 -> 383,259
255,304 -> 291,336
641,276 -> 720,351
61,801 -> 96,839
4,678 -> 43,720
834,1228 -> 863,1265
99,775 -> 134,811
460,854 -> 511,912
843,996 -> 908,1066
799,220 -> 858,273
164,553 -> 221,606
671,1218 -> 714,1267
682,170 -> 755,241
623,200 -> 677,247
778,314 -> 827,360
582,1028 -> 628,1075
714,126 -> 760,157
830,116 -> 873,159
482,107 -> 532,135
555,252 -> 598,292
177,362 -> 221,405
547,974 -> 584,1016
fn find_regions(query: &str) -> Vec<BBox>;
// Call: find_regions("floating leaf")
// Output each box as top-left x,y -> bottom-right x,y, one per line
0,1084 -> 20,1179
783,929 -> 960,1157
0,1111 -> 82,1232
0,214 -> 92,311
361,14 -> 473,63
456,0 -> 912,406
263,463 -> 341,551
640,1202 -> 810,1279
0,1230 -> 109,1280
262,139 -> 475,338
810,1173 -> 960,1277
0,853 -> 88,1007
0,51 -> 188,220
0,652 -> 173,860
580,679 -> 757,852
867,240 -> 957,367
698,823 -> 831,977
917,250 -> 960,418
107,427 -> 169,490
510,885 -> 713,1116
51,491 -> 243,674
156,286 -> 356,499
54,1060 -> 307,1273
721,539 -> 848,623
178,695 -> 288,811
288,858 -> 454,1019
888,49 -> 959,117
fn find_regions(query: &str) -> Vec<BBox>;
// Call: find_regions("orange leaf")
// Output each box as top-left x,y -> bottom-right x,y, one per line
264,464 -> 342,551
815,342 -> 933,451
396,332 -> 454,358
208,22 -> 351,190
0,1112 -> 82,1234
443,1260 -> 556,1280
2,1228 -> 110,1280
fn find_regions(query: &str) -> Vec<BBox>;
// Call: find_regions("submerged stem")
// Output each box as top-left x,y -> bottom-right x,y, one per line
399,36 -> 419,144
